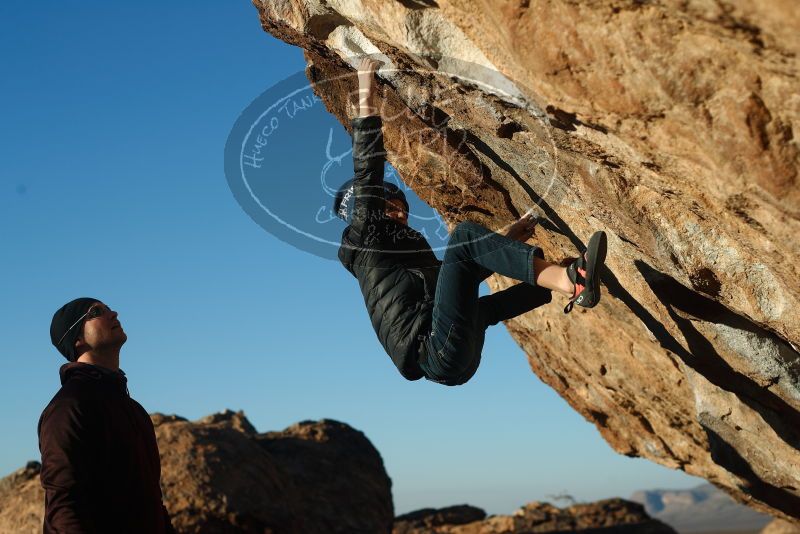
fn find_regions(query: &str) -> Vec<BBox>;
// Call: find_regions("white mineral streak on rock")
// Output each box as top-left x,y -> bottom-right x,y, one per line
319,0 -> 534,110
714,322 -> 800,403
746,263 -> 787,322
327,26 -> 392,67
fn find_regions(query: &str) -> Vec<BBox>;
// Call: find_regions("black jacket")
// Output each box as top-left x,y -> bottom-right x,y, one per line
38,362 -> 174,533
338,115 -> 441,380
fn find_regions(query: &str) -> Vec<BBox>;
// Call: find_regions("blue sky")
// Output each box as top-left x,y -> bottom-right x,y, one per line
0,0 -> 700,515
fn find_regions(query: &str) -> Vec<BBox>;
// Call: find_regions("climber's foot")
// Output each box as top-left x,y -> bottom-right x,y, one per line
503,212 -> 540,243
563,231 -> 607,314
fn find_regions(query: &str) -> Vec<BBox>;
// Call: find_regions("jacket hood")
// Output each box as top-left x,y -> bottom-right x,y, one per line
59,361 -> 127,388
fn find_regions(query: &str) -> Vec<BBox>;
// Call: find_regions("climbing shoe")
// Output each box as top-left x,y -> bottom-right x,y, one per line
563,231 -> 607,314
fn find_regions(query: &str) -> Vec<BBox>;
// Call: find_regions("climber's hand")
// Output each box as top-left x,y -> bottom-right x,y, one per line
357,57 -> 382,117
503,212 -> 539,243
357,57 -> 382,85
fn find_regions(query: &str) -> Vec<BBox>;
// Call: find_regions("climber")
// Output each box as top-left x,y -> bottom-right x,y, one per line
335,57 -> 608,386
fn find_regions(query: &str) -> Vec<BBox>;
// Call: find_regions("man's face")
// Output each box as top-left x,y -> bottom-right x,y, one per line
385,198 -> 409,225
77,302 -> 127,353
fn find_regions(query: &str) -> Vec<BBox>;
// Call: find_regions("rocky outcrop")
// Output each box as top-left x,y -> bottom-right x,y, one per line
0,461 -> 44,534
251,0 -> 800,522
631,483 -> 771,533
394,499 -> 677,533
0,411 -> 393,533
155,410 -> 394,533
762,519 -> 800,534
394,505 -> 487,533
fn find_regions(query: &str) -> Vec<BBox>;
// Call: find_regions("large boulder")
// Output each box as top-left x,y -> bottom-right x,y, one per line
0,411 -> 393,533
152,411 -> 300,532
256,417 -> 395,533
394,498 -> 677,533
251,0 -> 800,523
155,410 -> 394,533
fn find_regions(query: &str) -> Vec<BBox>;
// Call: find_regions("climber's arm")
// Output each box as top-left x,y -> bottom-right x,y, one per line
349,58 -> 387,241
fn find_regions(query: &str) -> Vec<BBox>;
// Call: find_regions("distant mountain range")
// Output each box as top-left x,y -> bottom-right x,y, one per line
630,484 -> 772,533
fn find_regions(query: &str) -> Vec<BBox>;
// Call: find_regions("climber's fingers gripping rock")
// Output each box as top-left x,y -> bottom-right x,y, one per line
357,57 -> 383,117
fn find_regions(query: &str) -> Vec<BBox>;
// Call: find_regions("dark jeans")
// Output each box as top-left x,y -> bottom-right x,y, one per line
420,221 -> 552,386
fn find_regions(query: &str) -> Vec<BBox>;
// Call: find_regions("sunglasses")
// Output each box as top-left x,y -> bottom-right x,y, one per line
56,304 -> 112,346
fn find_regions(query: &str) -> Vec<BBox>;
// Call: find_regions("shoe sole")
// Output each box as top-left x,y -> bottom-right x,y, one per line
579,231 -> 607,308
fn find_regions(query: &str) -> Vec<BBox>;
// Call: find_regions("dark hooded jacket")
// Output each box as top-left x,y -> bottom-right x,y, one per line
38,362 -> 174,533
338,115 -> 442,380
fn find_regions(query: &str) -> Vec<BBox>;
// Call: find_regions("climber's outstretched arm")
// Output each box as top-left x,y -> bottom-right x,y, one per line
349,57 -> 386,241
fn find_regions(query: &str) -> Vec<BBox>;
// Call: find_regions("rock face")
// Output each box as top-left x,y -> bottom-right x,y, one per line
0,411 -> 393,533
631,483 -> 772,532
251,0 -> 800,522
394,499 -> 677,533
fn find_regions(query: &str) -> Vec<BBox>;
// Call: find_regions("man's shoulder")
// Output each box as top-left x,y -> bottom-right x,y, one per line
339,226 -> 367,268
339,225 -> 398,269
340,225 -> 354,243
55,370 -> 105,399
38,378 -> 102,431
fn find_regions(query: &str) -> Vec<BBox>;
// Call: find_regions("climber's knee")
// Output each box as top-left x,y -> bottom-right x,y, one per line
450,220 -> 481,244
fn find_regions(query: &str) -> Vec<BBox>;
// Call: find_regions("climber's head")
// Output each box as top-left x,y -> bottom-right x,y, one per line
385,197 -> 408,225
333,179 -> 410,226
382,182 -> 409,225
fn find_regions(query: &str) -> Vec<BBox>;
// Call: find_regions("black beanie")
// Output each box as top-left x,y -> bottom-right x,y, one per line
384,182 -> 410,213
333,178 -> 409,223
50,297 -> 100,362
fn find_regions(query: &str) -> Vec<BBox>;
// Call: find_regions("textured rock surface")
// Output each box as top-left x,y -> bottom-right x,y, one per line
252,0 -> 800,523
0,461 -> 44,534
0,411 -> 393,533
394,505 -> 487,533
156,411 -> 394,533
256,417 -> 395,533
394,499 -> 677,533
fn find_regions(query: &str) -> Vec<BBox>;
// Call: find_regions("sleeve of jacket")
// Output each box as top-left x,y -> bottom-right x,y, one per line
38,397 -> 101,533
348,115 -> 387,244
